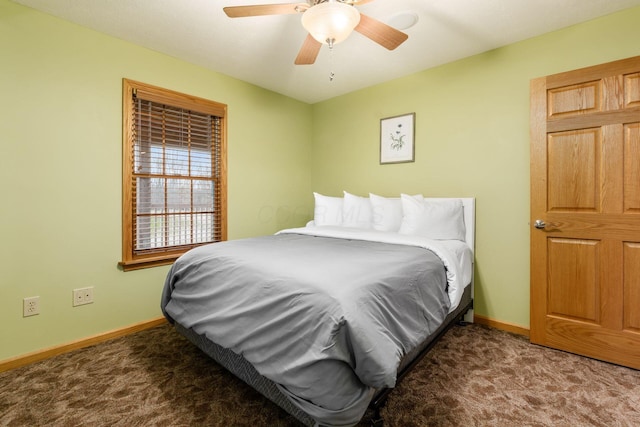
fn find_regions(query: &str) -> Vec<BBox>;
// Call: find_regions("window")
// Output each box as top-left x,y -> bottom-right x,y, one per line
119,79 -> 227,271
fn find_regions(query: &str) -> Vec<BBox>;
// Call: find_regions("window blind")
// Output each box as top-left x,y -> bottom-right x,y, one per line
131,97 -> 223,254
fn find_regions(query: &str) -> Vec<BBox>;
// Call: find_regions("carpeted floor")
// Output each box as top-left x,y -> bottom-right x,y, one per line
1,323 -> 639,426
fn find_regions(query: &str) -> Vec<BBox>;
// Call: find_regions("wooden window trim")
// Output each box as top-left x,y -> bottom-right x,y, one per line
119,79 -> 227,271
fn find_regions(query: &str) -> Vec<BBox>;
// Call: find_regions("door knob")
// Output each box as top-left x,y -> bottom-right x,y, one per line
534,219 -> 546,229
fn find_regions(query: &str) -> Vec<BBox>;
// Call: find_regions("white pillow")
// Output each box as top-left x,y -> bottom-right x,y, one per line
399,195 -> 466,241
369,193 -> 403,232
342,191 -> 373,229
313,192 -> 343,226
400,193 -> 424,204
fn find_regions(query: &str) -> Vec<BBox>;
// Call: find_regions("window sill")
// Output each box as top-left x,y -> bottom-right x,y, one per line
118,256 -> 179,272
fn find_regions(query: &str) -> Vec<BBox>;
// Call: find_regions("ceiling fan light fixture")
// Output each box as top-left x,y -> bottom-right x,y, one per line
301,0 -> 361,46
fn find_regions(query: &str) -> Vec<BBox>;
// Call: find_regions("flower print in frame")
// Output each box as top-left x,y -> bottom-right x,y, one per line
380,113 -> 415,164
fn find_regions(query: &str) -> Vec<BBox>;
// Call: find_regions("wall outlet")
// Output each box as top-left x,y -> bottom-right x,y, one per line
23,296 -> 40,317
73,287 -> 94,307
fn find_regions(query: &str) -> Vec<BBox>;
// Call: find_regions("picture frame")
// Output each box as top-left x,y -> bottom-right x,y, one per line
380,113 -> 415,164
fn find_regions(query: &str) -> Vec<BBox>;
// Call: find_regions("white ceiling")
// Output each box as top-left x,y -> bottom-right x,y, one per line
13,0 -> 640,104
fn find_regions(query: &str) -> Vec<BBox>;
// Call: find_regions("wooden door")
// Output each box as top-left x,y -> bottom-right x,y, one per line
530,56 -> 640,369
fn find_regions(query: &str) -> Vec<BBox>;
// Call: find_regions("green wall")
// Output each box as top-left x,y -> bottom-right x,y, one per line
2,0 -> 640,362
0,0 -> 313,361
310,6 -> 640,328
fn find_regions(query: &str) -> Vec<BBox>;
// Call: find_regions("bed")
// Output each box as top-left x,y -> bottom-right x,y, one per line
161,194 -> 475,426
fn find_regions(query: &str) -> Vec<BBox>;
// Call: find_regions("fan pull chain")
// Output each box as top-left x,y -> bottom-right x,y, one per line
329,50 -> 335,82
327,37 -> 335,82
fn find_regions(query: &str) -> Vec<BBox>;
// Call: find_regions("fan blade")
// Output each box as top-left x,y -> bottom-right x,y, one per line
355,13 -> 408,50
295,34 -> 322,65
223,3 -> 307,18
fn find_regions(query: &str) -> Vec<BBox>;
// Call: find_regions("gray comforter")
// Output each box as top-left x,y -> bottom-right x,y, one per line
161,231 -> 450,426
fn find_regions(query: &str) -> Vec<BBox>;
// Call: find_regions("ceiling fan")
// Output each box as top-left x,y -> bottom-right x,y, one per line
223,0 -> 409,65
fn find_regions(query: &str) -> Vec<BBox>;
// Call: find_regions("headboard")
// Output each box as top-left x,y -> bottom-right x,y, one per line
460,197 -> 475,322
461,198 -> 475,253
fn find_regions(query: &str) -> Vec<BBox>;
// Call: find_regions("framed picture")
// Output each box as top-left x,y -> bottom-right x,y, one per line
380,113 -> 415,164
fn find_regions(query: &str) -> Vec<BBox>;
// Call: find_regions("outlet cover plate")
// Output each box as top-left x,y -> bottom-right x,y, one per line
23,296 -> 40,317
73,287 -> 94,307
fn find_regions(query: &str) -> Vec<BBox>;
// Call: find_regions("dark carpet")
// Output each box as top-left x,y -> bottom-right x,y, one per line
1,323 -> 639,426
